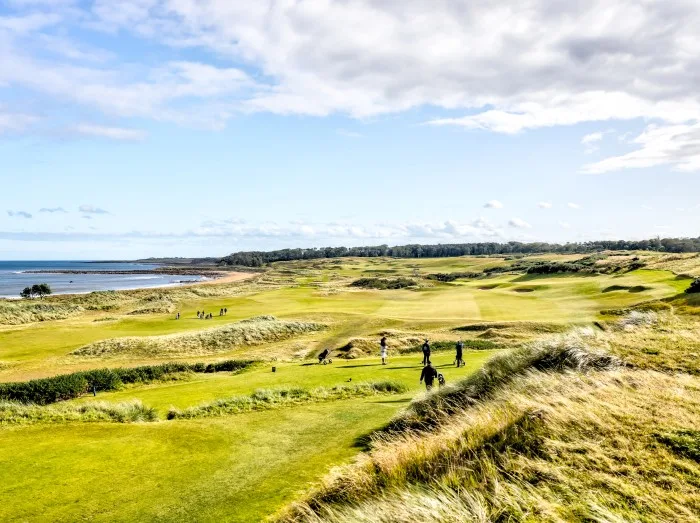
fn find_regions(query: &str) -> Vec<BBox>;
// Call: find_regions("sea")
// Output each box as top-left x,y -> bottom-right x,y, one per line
0,261 -> 207,298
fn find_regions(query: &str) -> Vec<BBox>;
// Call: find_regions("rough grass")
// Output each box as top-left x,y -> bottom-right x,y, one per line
605,312 -> 700,374
278,365 -> 699,523
71,316 -> 326,358
385,331 -> 619,433
0,400 -> 157,425
0,301 -> 84,325
167,381 -> 407,419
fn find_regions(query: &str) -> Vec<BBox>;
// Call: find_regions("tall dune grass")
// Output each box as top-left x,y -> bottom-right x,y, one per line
72,316 -> 326,358
0,400 -> 157,425
279,367 -> 699,523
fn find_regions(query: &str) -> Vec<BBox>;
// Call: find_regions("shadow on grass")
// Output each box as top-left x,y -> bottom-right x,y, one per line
512,272 -> 599,282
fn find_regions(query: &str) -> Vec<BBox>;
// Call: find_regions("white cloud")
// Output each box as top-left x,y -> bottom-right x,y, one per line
7,210 -> 32,218
39,207 -> 67,213
567,202 -> 581,209
1,0 -> 700,146
582,123 -> 700,174
508,218 -> 531,229
559,221 -> 571,229
484,200 -> 503,209
581,132 -> 604,145
79,204 -> 109,214
74,124 -> 147,141
537,202 -> 552,209
0,109 -> 38,134
641,204 -> 653,211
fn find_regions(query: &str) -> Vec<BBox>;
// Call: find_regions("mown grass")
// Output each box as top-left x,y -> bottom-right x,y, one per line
167,381 -> 407,419
0,400 -> 157,425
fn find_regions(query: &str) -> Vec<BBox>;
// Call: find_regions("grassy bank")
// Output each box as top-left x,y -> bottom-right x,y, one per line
277,327 -> 700,523
168,381 -> 407,419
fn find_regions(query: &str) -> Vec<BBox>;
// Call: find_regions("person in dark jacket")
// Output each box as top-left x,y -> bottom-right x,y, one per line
420,363 -> 438,391
318,348 -> 330,364
421,339 -> 431,365
455,339 -> 464,367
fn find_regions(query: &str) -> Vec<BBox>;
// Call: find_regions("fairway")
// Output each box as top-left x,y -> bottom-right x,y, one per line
0,352 -> 491,522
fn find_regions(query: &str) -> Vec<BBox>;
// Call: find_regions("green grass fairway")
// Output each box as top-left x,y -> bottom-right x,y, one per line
0,352 -> 491,522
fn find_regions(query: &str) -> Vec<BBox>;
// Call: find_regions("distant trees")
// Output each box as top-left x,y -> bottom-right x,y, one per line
20,283 -> 52,299
218,236 -> 700,268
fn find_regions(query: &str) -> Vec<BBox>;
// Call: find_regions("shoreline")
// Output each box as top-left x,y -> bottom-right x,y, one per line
0,271 -> 258,300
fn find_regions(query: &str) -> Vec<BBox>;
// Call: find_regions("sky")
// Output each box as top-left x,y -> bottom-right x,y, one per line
1,0 -> 700,260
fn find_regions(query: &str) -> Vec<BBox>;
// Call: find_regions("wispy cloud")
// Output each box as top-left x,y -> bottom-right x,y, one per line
537,202 -> 552,209
559,221 -> 571,229
508,218 -> 531,229
79,205 -> 109,214
582,123 -> 700,174
39,207 -> 67,213
7,210 -> 32,218
567,202 -> 581,209
484,200 -> 503,209
74,124 -> 147,141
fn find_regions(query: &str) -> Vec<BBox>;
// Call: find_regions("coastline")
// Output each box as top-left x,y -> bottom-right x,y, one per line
0,270 -> 258,300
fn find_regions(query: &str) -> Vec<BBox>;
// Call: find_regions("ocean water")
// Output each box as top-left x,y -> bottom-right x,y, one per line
0,261 -> 206,298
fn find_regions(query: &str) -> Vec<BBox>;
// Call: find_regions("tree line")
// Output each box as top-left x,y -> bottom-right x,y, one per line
218,237 -> 700,267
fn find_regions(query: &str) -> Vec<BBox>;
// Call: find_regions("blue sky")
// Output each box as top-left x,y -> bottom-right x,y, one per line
1,1 -> 699,259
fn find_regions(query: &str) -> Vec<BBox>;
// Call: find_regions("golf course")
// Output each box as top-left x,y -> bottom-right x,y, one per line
1,251 -> 699,522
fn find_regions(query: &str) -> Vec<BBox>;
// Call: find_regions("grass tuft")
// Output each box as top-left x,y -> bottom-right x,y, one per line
0,400 -> 158,425
167,381 -> 407,420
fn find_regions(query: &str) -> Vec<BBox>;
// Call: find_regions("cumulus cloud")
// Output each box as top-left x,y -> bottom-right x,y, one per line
1,0 -> 699,161
537,202 -> 552,209
74,124 -> 147,141
7,210 -> 32,218
508,218 -> 531,229
567,202 -> 581,209
484,200 -> 503,209
39,207 -> 67,213
79,205 -> 109,214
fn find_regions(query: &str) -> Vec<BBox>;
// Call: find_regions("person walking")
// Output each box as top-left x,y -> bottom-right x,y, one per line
455,339 -> 464,367
421,339 -> 431,366
420,363 -> 438,391
380,336 -> 388,365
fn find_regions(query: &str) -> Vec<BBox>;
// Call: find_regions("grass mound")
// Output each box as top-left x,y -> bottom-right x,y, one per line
0,400 -> 157,425
350,278 -> 416,290
167,381 -> 407,419
72,317 -> 326,358
0,301 -> 84,325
